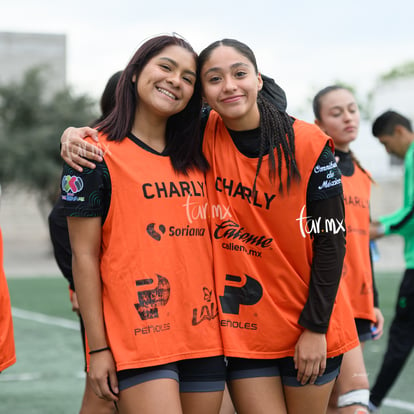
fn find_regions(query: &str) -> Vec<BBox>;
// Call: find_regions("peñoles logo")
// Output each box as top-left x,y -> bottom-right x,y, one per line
220,273 -> 263,314
134,274 -> 170,320
213,220 -> 272,248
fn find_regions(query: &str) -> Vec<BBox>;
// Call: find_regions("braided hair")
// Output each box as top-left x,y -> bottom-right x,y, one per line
199,39 -> 300,194
255,93 -> 299,193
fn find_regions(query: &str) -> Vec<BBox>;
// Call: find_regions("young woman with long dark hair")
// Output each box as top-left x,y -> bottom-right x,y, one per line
60,35 -> 225,414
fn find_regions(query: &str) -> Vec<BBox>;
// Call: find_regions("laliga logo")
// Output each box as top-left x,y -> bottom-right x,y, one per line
62,175 -> 84,194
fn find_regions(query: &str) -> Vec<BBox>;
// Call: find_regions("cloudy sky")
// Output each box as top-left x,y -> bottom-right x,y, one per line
1,0 -> 413,118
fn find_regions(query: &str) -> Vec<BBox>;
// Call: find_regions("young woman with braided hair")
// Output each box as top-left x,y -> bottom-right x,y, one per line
313,85 -> 384,414
59,38 -> 359,413
195,38 -> 359,414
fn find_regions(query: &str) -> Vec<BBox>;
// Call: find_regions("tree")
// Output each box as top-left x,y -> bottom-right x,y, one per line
0,66 -> 98,218
379,60 -> 414,82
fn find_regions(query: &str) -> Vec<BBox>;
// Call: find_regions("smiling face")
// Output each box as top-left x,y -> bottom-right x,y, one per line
134,44 -> 197,120
200,45 -> 263,131
315,88 -> 360,152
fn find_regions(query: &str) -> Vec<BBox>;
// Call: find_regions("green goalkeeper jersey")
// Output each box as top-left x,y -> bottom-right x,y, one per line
380,141 -> 414,268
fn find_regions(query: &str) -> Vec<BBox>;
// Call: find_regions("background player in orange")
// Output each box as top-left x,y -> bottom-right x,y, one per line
313,85 -> 384,414
48,70 -> 122,414
197,39 -> 358,414
0,220 -> 16,373
61,35 -> 225,414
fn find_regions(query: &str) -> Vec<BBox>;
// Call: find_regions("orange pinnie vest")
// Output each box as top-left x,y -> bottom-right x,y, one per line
341,164 -> 376,322
203,111 -> 358,359
94,134 -> 222,371
0,227 -> 16,371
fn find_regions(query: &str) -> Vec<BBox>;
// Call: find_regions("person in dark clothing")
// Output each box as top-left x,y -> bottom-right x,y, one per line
48,70 -> 122,414
368,110 -> 414,413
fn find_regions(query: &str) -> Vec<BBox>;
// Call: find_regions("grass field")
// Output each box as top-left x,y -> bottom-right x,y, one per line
1,277 -> 85,414
1,272 -> 414,413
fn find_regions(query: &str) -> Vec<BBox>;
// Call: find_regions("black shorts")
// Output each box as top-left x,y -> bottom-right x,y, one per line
226,355 -> 343,386
355,318 -> 373,343
117,356 -> 226,393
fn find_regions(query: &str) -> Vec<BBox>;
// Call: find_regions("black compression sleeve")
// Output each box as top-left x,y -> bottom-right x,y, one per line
298,195 -> 346,333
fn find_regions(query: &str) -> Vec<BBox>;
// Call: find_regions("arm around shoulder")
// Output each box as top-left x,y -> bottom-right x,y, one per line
60,126 -> 102,172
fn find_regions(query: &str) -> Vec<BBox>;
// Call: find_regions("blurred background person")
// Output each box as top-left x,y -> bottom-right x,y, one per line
313,85 -> 384,414
369,110 -> 414,413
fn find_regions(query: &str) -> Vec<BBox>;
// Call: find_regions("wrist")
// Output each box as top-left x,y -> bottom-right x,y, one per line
377,223 -> 385,237
89,346 -> 110,355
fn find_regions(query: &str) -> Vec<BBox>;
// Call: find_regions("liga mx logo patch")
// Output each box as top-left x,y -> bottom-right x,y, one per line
62,175 -> 84,194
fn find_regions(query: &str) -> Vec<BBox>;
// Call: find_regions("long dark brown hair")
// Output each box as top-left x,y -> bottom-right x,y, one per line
91,70 -> 122,127
98,35 -> 208,174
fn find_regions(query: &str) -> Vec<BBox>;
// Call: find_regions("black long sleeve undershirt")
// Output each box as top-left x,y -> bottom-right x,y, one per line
298,195 -> 346,332
229,126 -> 346,333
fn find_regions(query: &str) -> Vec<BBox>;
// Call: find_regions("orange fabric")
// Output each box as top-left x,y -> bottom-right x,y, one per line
92,134 -> 222,371
68,286 -> 74,301
203,111 -> 358,359
0,227 -> 16,371
341,165 -> 376,322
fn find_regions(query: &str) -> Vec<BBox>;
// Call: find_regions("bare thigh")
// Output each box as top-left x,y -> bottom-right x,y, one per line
117,378 -> 182,414
334,345 -> 369,396
181,390 -> 224,414
284,379 -> 335,414
79,376 -> 116,414
228,376 -> 287,414
218,384 -> 236,414
327,345 -> 369,414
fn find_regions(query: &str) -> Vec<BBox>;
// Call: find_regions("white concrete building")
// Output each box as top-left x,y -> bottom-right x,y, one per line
0,31 -> 66,95
351,75 -> 414,182
354,75 -> 414,271
0,31 -> 67,277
